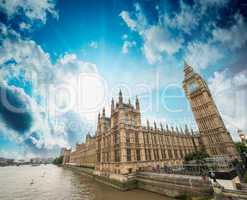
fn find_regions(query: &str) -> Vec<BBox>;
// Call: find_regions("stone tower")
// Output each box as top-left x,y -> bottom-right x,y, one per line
183,62 -> 238,159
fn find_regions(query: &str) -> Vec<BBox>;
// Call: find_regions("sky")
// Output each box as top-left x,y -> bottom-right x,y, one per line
0,0 -> 247,159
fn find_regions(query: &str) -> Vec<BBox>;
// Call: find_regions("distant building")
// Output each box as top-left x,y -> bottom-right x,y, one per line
63,134 -> 96,167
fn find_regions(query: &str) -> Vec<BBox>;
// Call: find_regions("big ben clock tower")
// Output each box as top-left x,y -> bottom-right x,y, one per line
183,62 -> 238,159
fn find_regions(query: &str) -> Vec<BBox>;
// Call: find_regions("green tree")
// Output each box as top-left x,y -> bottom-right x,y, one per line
52,156 -> 63,165
244,171 -> 247,183
184,151 -> 209,162
235,142 -> 247,154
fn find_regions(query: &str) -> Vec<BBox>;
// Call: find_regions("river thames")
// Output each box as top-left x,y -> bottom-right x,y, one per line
0,165 -> 172,200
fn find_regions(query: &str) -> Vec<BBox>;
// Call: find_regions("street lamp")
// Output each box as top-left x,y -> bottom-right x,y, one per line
238,129 -> 246,144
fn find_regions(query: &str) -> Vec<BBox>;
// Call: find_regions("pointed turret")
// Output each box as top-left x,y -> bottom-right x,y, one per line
147,120 -> 150,129
184,61 -> 194,80
171,126 -> 174,133
176,126 -> 180,134
185,124 -> 189,134
119,89 -> 123,104
135,96 -> 140,111
190,126 -> 194,135
154,121 -> 157,130
166,124 -> 169,132
180,126 -> 184,134
111,98 -> 114,114
102,107 -> 105,118
160,123 -> 163,131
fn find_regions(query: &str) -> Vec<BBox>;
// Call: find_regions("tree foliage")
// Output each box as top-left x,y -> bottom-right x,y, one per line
52,156 -> 63,165
184,151 -> 209,162
244,171 -> 247,184
235,142 -> 247,154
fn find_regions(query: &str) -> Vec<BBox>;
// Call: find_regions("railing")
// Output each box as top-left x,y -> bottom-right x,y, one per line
151,163 -> 234,176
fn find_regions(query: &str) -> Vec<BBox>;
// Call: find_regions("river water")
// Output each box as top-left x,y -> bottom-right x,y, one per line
0,165 -> 172,200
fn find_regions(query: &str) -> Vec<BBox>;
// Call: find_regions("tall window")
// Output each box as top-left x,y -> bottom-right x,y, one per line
115,132 -> 120,146
168,149 -> 172,159
180,150 -> 183,158
127,149 -> 131,161
148,149 -> 152,160
174,149 -> 178,159
115,149 -> 120,162
125,113 -> 129,124
136,149 -> 141,161
126,131 -> 130,146
135,132 -> 139,145
145,149 -> 148,160
97,152 -> 101,162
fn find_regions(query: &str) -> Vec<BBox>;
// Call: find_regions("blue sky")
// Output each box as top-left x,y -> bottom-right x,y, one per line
0,0 -> 247,159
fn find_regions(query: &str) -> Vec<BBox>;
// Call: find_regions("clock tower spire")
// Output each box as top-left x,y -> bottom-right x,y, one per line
183,62 -> 238,159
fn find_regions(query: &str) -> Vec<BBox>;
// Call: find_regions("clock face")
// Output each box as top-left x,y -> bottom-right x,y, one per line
188,81 -> 198,93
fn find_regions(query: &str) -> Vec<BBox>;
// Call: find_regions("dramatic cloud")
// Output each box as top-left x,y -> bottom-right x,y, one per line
212,14 -> 247,50
0,0 -> 58,24
185,42 -> 223,70
56,53 -> 98,75
163,1 -> 199,35
142,26 -> 183,64
119,11 -> 137,31
208,69 -> 247,139
0,35 -> 100,157
120,5 -> 183,64
0,84 -> 33,134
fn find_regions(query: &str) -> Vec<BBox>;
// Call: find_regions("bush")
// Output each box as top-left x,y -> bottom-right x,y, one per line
184,151 -> 209,162
244,171 -> 247,183
52,156 -> 63,165
235,142 -> 247,154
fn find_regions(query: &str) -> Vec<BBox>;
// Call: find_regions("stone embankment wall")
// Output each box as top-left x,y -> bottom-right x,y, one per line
137,172 -> 213,197
63,165 -> 213,198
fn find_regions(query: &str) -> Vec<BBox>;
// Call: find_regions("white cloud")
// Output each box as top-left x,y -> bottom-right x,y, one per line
185,42 -> 223,71
199,0 -> 230,10
208,69 -> 247,140
56,53 -> 98,74
122,40 -> 136,54
212,14 -> 247,50
142,26 -> 183,64
163,1 -> 199,35
119,11 -> 137,31
89,41 -> 98,49
19,22 -> 31,30
120,7 -> 183,64
0,38 -> 54,88
0,0 -> 58,24
0,35 -> 105,155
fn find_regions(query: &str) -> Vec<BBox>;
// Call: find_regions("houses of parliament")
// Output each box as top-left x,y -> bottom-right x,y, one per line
62,63 -> 239,175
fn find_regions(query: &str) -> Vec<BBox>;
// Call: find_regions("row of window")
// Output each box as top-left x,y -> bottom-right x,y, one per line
98,148 -> 194,163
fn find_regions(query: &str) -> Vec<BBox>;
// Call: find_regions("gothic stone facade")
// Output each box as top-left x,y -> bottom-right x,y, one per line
183,62 -> 238,159
64,134 -> 96,168
63,63 -> 239,174
95,91 -> 200,174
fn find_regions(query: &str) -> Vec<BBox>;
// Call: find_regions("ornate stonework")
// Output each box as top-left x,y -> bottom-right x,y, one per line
62,63 -> 239,174
95,90 -> 199,174
183,62 -> 238,159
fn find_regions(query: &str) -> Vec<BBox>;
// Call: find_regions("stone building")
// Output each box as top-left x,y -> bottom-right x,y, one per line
63,134 -> 96,167
62,148 -> 71,165
183,62 -> 238,159
95,90 -> 200,174
63,63 -> 239,174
